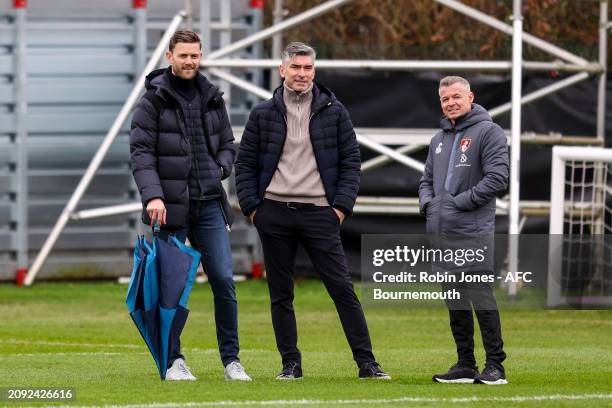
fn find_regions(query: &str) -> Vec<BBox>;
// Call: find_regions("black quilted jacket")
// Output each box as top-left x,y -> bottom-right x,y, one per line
130,68 -> 235,229
235,83 -> 360,217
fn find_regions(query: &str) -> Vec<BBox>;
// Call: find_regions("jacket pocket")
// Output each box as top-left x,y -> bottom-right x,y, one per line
439,194 -> 478,235
425,195 -> 442,234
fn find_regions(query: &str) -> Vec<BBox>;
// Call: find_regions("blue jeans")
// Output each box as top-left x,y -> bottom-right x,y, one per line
159,200 -> 239,367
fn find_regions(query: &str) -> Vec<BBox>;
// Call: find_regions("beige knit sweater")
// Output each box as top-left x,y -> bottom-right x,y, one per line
264,83 -> 328,206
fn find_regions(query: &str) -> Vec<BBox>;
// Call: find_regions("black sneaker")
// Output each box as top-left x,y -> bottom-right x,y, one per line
359,362 -> 391,380
276,362 -> 302,380
474,365 -> 507,385
432,363 -> 479,383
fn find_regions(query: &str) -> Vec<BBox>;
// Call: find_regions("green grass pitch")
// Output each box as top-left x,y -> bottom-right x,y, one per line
0,280 -> 611,407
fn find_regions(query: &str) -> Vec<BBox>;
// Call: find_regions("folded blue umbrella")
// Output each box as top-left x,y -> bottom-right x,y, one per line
126,232 -> 201,379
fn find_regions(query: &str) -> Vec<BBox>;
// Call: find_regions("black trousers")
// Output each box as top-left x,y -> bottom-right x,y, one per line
254,199 -> 376,367
441,280 -> 506,372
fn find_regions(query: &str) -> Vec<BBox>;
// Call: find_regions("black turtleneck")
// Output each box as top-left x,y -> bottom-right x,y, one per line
168,68 -> 198,101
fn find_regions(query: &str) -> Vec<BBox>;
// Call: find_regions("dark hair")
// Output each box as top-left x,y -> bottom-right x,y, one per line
169,30 -> 201,52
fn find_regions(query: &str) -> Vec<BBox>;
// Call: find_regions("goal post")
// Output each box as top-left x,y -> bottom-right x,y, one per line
548,146 -> 612,307
550,146 -> 612,235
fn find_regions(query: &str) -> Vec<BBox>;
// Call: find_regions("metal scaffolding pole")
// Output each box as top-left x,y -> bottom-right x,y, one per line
23,11 -> 187,286
208,68 -> 272,99
14,0 -> 28,280
361,145 -> 423,172
597,0 -> 609,142
219,0 -> 231,106
184,0 -> 193,30
200,0 -> 211,55
488,72 -> 590,118
270,0 -> 284,89
203,0 -> 352,110
131,0 -> 148,241
205,0 -> 353,60
133,1 -> 147,78
200,59 -> 601,73
247,1 -> 264,91
508,0 -> 523,297
72,203 -> 143,221
356,135 -> 425,173
593,0 -> 609,235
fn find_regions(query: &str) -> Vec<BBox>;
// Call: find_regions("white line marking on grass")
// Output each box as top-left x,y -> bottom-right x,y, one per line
18,393 -> 612,408
5,349 -> 242,358
187,348 -> 276,354
6,352 -> 126,357
0,339 -> 142,349
0,340 -> 275,355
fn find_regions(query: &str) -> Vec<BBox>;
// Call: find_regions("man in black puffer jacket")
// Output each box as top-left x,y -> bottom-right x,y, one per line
130,30 -> 250,382
235,42 -> 389,381
419,76 -> 509,386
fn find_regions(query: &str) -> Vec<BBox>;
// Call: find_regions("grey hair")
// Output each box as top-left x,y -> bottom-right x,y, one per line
439,76 -> 471,95
281,42 -> 316,64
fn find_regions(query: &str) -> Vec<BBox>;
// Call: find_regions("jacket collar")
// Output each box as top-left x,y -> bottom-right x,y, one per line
439,103 -> 493,131
273,81 -> 335,116
145,67 -> 222,105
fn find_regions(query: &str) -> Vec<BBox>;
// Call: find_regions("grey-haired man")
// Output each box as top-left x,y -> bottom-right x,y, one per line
419,76 -> 508,385
235,42 -> 389,380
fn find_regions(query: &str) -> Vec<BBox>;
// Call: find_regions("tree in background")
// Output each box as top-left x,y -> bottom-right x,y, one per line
265,0 -> 605,65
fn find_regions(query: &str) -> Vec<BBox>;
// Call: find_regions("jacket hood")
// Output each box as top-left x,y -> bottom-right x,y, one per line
145,67 -> 221,104
272,81 -> 336,114
440,103 -> 492,131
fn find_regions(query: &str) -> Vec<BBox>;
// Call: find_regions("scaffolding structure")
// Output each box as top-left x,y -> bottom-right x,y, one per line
5,0 -> 608,285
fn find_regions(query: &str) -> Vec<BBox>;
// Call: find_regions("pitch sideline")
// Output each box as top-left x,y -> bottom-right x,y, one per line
17,393 -> 612,408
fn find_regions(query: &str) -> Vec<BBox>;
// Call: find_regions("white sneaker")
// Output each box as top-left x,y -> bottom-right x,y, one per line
165,358 -> 197,381
224,361 -> 252,381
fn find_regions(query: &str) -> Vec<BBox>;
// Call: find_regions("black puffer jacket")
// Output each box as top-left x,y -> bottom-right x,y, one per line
418,104 -> 508,236
130,68 -> 235,229
235,83 -> 361,217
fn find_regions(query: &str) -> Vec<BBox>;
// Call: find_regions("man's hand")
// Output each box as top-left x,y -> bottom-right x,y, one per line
333,208 -> 345,225
249,210 -> 257,223
146,198 -> 166,226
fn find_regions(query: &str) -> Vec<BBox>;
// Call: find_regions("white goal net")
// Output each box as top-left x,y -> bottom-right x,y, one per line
548,146 -> 612,307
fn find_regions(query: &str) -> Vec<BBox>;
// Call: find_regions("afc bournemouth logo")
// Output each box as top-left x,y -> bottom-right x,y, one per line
435,142 -> 443,154
459,138 -> 472,153
456,138 -> 472,167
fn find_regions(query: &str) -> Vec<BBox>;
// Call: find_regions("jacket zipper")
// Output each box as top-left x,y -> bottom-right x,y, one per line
440,129 -> 456,192
307,101 -> 332,196
437,129 -> 462,235
271,113 -> 289,176
175,106 -> 192,223
182,105 -> 230,232
268,99 -> 331,201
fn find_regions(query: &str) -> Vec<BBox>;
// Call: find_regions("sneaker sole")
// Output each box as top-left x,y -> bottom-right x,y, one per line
225,376 -> 252,381
476,378 -> 508,385
276,376 -> 303,381
433,377 -> 475,384
359,376 -> 392,380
